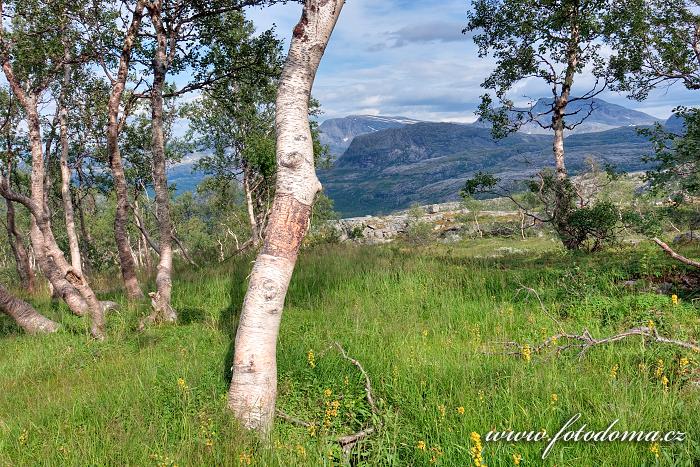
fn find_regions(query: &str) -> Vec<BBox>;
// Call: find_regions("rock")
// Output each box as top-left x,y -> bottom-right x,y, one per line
673,231 -> 700,244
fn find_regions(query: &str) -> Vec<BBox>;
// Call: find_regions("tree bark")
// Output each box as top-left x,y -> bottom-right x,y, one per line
227,0 -> 344,433
1,65 -> 105,338
140,0 -> 176,327
3,155 -> 36,293
5,198 -> 35,293
243,168 -> 261,247
0,282 -> 58,334
654,238 -> 700,268
106,0 -> 147,301
59,43 -> 83,276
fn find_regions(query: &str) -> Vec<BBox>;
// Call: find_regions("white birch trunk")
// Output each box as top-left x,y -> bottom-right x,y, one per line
227,0 -> 344,434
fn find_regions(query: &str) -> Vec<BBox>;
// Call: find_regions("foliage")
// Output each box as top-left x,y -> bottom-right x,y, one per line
641,107 -> 700,200
607,0 -> 700,100
461,169 -> 629,250
466,0 -> 615,136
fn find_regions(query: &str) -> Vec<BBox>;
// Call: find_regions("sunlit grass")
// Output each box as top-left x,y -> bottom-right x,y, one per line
1,238 -> 699,465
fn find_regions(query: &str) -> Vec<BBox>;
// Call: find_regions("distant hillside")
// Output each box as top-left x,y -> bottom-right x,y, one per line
319,123 -> 655,217
318,115 -> 421,158
473,97 -> 660,134
665,114 -> 686,133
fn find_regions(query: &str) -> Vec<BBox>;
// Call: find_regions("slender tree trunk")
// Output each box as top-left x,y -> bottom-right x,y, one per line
141,1 -> 176,327
473,212 -> 482,238
106,0 -> 147,301
5,198 -> 35,293
59,45 -> 83,275
0,282 -> 58,334
227,0 -> 344,433
6,201 -> 35,292
3,154 -> 36,293
552,120 -> 567,181
76,181 -> 94,274
243,169 -> 261,247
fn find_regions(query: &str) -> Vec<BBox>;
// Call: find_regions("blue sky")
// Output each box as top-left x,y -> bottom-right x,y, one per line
245,0 -> 700,122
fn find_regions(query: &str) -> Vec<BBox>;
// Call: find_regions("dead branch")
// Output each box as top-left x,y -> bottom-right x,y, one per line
333,342 -> 378,415
499,326 -> 700,361
276,343 -> 380,453
653,238 -> 700,269
515,284 -> 564,333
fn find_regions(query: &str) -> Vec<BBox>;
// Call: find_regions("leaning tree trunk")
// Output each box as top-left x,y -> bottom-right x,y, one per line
227,0 -> 344,433
106,0 -> 147,301
0,282 -> 58,334
140,2 -> 176,327
59,45 -> 83,276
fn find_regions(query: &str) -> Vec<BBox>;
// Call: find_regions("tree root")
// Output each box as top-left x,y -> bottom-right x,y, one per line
276,342 -> 380,453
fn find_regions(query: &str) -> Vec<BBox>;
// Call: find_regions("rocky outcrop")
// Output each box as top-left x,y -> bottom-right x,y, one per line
329,202 -> 526,244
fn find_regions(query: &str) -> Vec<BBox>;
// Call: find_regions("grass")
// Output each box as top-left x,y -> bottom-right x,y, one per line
1,237 -> 700,466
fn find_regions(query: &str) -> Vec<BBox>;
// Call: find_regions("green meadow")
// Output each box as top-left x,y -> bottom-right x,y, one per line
1,238 -> 699,466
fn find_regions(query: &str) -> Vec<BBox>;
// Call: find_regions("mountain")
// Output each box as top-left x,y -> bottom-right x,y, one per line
318,115 -> 421,158
665,114 -> 686,133
474,98 -> 660,134
319,123 -> 655,217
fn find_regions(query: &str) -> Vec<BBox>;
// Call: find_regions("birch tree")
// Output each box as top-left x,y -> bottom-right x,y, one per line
0,0 -> 109,338
227,0 -> 344,433
465,0 -> 617,249
101,0 -> 148,300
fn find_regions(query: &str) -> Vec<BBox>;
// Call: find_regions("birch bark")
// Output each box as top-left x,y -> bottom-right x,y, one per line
0,282 -> 59,334
227,0 -> 344,433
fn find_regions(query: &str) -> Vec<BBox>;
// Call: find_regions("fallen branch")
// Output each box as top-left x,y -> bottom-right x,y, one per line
276,343 -> 380,453
499,326 -> 700,361
654,237 -> 700,269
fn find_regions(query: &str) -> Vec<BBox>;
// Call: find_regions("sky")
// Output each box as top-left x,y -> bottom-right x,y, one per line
244,0 -> 700,123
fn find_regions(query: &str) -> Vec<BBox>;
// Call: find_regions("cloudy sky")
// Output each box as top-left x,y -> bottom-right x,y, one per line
245,0 -> 700,123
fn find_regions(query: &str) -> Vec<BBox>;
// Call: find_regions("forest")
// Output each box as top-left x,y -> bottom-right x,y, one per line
1,0 -> 700,465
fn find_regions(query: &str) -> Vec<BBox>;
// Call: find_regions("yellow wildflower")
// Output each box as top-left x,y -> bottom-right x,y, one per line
672,294 -> 679,305
323,388 -> 332,398
661,375 -> 669,390
307,350 -> 315,368
469,432 -> 485,467
430,445 -> 444,464
610,364 -> 619,380
521,345 -> 532,363
655,359 -> 664,379
417,440 -> 427,451
680,357 -> 690,375
238,451 -> 253,465
647,320 -> 655,330
422,329 -> 429,337
457,406 -> 466,415
650,442 -> 660,458
295,444 -> 306,458
307,423 -> 317,437
513,453 -> 522,465
437,404 -> 446,418
18,429 -> 28,446
177,378 -> 187,390
550,393 -> 558,404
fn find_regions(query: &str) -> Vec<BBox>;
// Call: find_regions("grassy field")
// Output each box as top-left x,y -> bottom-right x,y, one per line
1,237 -> 699,466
